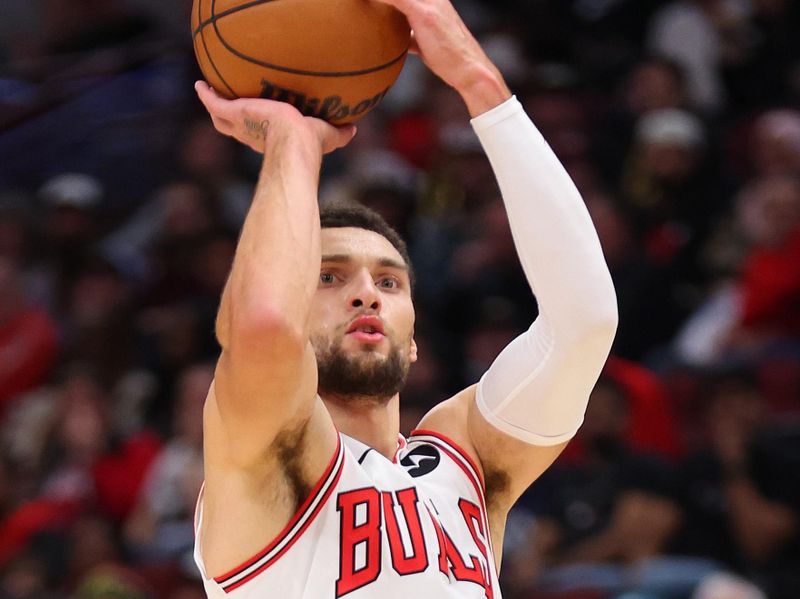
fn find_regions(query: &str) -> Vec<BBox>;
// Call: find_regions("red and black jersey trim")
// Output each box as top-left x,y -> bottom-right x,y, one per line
213,436 -> 345,593
407,430 -> 498,589
392,433 -> 408,464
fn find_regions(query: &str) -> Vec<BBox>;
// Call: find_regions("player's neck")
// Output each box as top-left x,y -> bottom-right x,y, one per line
322,393 -> 400,459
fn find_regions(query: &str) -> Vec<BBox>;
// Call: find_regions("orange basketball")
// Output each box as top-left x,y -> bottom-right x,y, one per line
191,0 -> 411,124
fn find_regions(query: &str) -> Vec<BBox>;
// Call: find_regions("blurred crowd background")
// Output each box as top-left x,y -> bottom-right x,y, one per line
1,0 -> 799,598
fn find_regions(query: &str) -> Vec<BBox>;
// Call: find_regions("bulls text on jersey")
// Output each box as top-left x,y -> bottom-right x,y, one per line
335,486 -> 494,598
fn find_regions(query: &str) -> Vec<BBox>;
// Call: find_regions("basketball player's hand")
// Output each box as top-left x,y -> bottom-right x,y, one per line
195,81 -> 357,154
373,0 -> 511,116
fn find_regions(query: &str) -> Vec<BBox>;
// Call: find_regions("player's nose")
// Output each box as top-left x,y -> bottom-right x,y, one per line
347,269 -> 380,311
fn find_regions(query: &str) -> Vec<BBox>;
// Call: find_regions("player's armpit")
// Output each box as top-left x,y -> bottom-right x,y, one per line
416,386 -> 567,513
466,398 -> 569,510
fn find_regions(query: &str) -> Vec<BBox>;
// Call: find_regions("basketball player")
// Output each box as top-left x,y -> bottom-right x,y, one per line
192,0 -> 618,596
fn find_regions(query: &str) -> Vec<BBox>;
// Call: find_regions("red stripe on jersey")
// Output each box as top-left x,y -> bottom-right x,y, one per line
408,429 -> 485,491
214,437 -> 344,591
409,431 -> 497,595
416,438 -> 485,520
392,434 -> 407,464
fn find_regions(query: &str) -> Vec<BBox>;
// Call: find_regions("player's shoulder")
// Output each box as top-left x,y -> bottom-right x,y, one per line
414,384 -> 481,472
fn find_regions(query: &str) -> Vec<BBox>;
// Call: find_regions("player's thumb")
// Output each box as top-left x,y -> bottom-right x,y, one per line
326,124 -> 358,153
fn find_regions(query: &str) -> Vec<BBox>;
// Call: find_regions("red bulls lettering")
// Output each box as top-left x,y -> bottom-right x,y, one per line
336,488 -> 382,597
337,490 -> 491,597
460,499 -> 493,599
426,505 -> 491,595
382,488 -> 428,575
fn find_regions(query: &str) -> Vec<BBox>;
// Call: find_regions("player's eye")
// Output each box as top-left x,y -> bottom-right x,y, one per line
320,272 -> 337,285
378,277 -> 398,289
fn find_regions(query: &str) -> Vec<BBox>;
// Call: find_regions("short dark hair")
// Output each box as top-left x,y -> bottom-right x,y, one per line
319,201 -> 415,289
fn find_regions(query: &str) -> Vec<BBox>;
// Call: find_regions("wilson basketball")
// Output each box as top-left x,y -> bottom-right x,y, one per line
191,0 -> 411,124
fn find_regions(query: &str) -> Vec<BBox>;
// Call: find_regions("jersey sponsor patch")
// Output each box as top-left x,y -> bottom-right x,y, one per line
400,445 -> 441,478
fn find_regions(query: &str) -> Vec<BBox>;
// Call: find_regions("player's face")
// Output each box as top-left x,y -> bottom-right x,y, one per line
310,227 -> 417,400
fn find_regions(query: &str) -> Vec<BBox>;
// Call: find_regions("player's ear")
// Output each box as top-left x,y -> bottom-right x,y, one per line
409,338 -> 418,363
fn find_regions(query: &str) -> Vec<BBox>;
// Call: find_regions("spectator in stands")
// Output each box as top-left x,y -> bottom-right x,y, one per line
124,364 -> 209,565
626,58 -> 689,115
36,174 -> 106,318
621,109 -> 722,250
509,377 -> 717,598
646,0 -> 740,113
585,191 -> 684,360
176,120 -> 254,230
721,0 -> 800,111
0,257 -> 59,417
0,197 -> 35,268
750,109 -> 800,179
676,369 -> 800,599
61,260 -> 136,388
445,200 -> 534,387
596,56 -> 690,188
0,552 -> 63,599
735,175 -> 800,339
37,367 -> 160,521
675,174 -> 800,365
103,179 -> 223,288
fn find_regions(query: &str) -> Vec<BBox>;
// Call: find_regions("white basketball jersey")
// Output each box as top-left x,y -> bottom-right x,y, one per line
194,430 -> 501,598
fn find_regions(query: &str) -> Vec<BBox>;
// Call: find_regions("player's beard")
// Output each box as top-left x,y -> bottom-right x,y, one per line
314,335 -> 410,402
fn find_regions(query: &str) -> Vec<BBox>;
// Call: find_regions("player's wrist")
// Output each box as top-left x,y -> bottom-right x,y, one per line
260,124 -> 324,170
456,63 -> 512,118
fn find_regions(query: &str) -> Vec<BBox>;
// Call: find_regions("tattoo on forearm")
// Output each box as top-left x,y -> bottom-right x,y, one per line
244,118 -> 270,140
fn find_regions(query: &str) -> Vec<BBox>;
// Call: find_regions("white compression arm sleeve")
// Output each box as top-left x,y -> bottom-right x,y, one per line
470,97 -> 618,446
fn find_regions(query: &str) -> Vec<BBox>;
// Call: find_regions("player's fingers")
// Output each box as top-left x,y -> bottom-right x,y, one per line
319,123 -> 358,154
370,0 -> 406,9
198,100 -> 233,136
408,31 -> 420,55
194,80 -> 216,106
371,0 -> 423,19
336,124 -> 358,148
334,125 -> 358,153
210,114 -> 234,136
194,81 -> 236,121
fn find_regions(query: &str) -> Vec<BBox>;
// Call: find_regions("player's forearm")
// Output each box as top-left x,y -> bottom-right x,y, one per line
220,127 -> 323,346
472,98 -> 618,337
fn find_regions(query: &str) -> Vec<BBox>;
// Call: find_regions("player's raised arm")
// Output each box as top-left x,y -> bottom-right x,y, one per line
377,0 -> 618,507
372,0 -> 511,117
464,95 -> 618,504
195,83 -> 355,466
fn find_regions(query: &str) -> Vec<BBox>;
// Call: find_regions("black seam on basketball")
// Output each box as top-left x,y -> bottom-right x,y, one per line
192,0 -> 283,36
200,0 -> 237,96
208,8 -> 409,78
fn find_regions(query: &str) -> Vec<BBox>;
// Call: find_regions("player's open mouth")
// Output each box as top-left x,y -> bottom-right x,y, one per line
347,330 -> 384,343
346,316 -> 385,343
